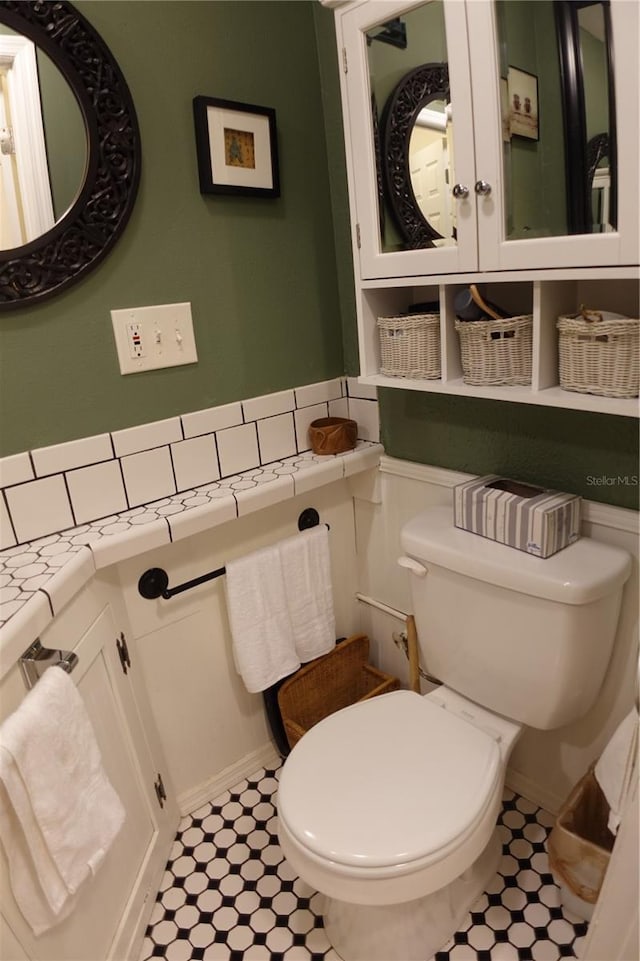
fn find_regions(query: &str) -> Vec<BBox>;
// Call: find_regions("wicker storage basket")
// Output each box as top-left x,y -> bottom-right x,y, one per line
455,315 -> 533,386
277,633 -> 400,749
547,765 -> 614,920
557,314 -> 639,398
377,313 -> 441,379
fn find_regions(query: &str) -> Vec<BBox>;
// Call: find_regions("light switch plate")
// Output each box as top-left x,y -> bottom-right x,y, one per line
111,302 -> 198,374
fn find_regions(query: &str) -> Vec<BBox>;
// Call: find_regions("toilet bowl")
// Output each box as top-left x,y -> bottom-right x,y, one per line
277,506 -> 631,961
277,687 -> 521,961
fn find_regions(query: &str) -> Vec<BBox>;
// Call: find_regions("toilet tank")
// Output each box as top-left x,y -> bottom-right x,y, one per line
400,506 -> 631,730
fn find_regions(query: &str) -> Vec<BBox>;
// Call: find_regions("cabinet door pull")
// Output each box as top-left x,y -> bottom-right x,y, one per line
452,184 -> 469,199
475,180 -> 492,196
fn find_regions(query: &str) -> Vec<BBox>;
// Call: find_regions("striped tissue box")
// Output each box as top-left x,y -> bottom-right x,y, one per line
454,474 -> 581,558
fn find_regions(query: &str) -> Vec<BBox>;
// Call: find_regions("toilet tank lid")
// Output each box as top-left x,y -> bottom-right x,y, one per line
400,507 -> 631,605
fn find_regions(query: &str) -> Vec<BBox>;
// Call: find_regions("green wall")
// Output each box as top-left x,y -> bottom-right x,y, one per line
0,1 -> 345,454
0,1 -> 636,512
499,0 -> 567,239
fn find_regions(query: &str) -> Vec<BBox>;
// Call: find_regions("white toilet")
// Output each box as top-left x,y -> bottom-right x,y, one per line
277,506 -> 631,961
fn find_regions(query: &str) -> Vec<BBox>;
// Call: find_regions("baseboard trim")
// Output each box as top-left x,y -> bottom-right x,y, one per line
505,767 -> 563,817
177,742 -> 282,817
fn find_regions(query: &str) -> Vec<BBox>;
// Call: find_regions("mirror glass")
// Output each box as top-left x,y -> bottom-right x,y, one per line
496,0 -> 616,240
578,3 -> 612,231
0,24 -> 86,250
0,0 -> 140,310
365,1 -> 454,252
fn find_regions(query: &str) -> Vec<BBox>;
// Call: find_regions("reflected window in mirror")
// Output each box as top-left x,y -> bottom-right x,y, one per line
365,0 -> 454,253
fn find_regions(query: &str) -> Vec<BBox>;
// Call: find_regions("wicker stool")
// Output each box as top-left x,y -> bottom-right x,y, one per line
277,634 -> 400,749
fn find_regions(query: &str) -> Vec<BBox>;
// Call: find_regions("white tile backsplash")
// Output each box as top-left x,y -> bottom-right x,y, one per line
216,423 -> 260,477
0,497 -> 16,550
167,495 -> 237,542
121,447 -> 176,507
295,379 -> 343,408
182,403 -> 243,439
0,453 -> 35,489
171,436 -> 220,492
234,475 -> 295,517
112,418 -> 183,457
242,390 -> 295,422
32,433 -> 113,477
0,377 -> 380,547
328,397 -> 349,419
348,397 -> 380,442
5,476 -> 74,544
66,460 -> 128,525
346,377 -> 378,401
257,414 -> 297,465
294,404 -> 328,452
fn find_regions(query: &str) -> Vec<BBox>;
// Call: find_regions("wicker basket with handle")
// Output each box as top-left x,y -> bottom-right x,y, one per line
377,312 -> 441,379
277,633 -> 400,749
455,314 -> 533,386
557,313 -> 639,398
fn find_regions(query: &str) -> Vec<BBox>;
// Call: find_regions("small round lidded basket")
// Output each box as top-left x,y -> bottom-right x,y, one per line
309,417 -> 357,455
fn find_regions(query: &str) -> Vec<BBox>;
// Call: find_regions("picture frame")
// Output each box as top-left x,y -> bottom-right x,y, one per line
500,77 -> 511,143
507,67 -> 539,141
193,96 -> 280,197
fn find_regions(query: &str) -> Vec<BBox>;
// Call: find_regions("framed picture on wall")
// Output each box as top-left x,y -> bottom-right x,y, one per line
193,96 -> 280,197
507,67 -> 539,141
500,77 -> 511,143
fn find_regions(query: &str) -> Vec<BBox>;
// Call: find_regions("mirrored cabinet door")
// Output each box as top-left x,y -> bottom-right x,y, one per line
337,0 -> 638,279
467,0 -> 639,270
339,0 -> 479,279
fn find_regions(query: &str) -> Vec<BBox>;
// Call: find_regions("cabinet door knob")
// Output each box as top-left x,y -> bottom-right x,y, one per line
452,183 -> 470,199
475,180 -> 492,196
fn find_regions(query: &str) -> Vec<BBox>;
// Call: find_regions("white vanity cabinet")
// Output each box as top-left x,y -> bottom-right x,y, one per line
0,582 -> 178,961
333,0 -> 639,416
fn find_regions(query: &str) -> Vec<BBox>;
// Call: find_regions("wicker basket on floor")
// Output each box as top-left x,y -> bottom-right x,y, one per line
455,315 -> 533,386
557,314 -> 639,398
377,312 -> 441,379
277,633 -> 400,749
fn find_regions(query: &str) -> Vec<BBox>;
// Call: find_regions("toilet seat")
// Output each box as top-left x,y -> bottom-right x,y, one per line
278,690 -> 502,872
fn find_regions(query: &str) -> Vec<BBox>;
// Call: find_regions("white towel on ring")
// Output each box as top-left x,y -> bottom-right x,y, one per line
280,525 -> 335,663
0,667 -> 125,935
225,542 -> 301,693
594,708 -> 639,835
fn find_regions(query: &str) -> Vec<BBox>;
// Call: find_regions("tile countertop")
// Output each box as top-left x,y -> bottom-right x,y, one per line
0,443 -> 382,676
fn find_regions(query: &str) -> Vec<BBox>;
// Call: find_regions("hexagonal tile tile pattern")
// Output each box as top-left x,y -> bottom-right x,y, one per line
0,442 -> 381,630
139,771 -> 588,961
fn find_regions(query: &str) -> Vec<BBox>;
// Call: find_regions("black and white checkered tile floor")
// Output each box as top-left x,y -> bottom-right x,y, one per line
140,767 -> 588,961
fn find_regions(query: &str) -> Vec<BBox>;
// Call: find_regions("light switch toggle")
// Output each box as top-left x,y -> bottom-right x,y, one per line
111,302 -> 198,374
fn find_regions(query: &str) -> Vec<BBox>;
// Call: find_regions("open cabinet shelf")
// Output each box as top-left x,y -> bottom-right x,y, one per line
357,275 -> 639,417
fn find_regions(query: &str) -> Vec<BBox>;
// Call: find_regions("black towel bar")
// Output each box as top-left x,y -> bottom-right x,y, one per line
138,508 -> 329,600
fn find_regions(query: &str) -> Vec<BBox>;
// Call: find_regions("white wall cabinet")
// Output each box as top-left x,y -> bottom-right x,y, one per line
334,0 -> 639,417
0,584 -> 178,961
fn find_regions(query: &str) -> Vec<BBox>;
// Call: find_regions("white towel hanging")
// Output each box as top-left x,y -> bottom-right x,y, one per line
0,667 -> 125,935
225,542 -> 301,693
225,527 -> 336,692
280,526 -> 335,663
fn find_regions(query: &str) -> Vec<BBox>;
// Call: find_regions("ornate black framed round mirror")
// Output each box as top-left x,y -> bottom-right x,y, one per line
381,62 -> 449,250
0,0 -> 140,309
